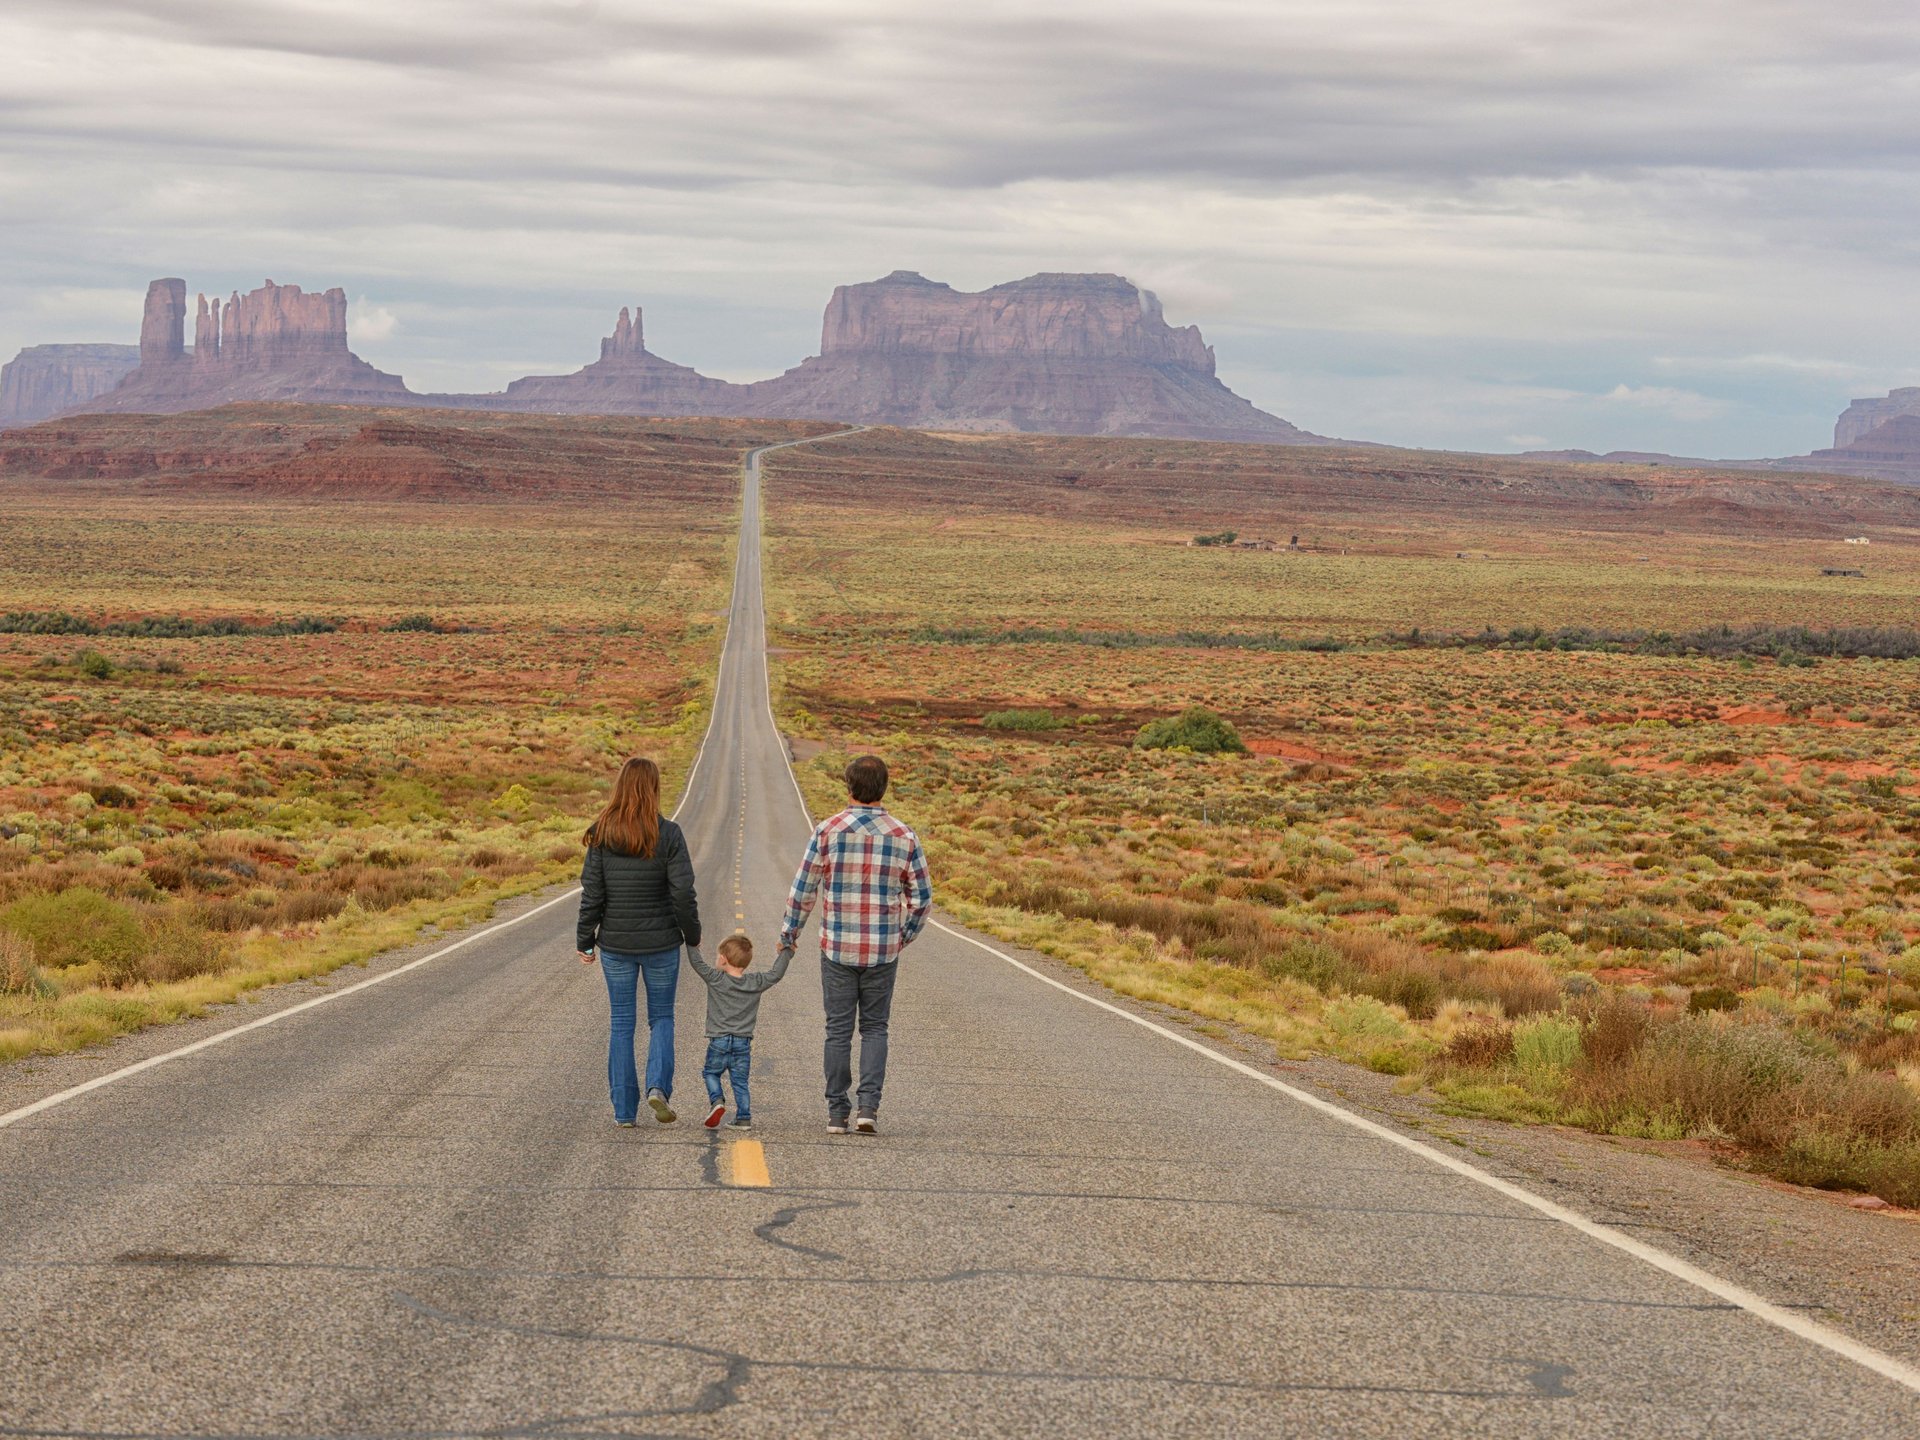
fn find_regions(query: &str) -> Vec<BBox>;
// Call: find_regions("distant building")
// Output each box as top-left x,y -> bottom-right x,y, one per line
1234,537 -> 1276,552
1843,536 -> 1870,545
1821,567 -> 1866,577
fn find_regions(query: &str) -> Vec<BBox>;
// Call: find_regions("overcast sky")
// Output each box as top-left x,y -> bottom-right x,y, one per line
4,0 -> 1918,454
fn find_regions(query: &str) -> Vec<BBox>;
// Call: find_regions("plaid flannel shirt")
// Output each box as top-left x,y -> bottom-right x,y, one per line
779,805 -> 933,967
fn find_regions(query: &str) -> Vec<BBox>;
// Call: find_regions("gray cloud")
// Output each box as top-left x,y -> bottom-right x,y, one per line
3,0 -> 1919,453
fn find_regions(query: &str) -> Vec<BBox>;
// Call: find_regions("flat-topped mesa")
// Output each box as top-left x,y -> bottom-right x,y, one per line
1835,387 -> 1920,448
64,277 -> 413,416
741,269 -> 1309,442
820,271 -> 1216,373
0,344 -> 141,425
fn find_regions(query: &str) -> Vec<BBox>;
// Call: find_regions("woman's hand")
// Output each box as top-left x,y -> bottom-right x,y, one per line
577,948 -> 597,965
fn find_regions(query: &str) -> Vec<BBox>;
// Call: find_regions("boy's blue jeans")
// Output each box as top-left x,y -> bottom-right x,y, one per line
600,946 -> 681,1123
703,1034 -> 753,1120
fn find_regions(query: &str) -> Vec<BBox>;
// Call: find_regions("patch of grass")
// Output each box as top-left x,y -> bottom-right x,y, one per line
982,708 -> 1063,731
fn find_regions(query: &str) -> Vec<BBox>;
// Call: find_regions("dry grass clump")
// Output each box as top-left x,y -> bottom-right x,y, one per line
1432,994 -> 1920,1204
0,930 -> 47,998
998,878 -> 1558,1020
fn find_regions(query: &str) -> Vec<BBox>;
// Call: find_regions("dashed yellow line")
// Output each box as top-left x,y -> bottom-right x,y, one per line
728,1139 -> 770,1187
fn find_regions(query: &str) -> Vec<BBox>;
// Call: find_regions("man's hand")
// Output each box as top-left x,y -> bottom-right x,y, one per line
577,948 -> 597,965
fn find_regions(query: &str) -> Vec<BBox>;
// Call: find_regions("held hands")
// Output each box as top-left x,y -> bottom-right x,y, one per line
577,948 -> 597,966
777,946 -> 796,965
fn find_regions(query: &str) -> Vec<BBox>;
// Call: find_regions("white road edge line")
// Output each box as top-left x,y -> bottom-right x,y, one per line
0,435 -> 852,1136
754,450 -> 1920,1399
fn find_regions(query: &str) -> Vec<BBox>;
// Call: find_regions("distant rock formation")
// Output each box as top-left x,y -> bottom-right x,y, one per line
1789,414 -> 1920,484
736,272 -> 1311,442
74,278 -> 413,415
41,269 -> 1313,443
138,277 -> 188,364
479,304 -> 736,416
1834,387 -> 1920,448
0,344 -> 141,425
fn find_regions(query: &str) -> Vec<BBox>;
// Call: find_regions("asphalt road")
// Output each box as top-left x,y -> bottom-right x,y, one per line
1,435 -> 1916,1437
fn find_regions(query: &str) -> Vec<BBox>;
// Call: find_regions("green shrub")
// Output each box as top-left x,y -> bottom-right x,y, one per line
1,888 -> 142,974
1514,1016 -> 1582,1073
1135,706 -> 1246,754
75,649 -> 114,679
982,709 -> 1063,731
1192,530 -> 1238,547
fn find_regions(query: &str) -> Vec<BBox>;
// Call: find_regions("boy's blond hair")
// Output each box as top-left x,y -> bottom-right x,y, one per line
718,935 -> 753,967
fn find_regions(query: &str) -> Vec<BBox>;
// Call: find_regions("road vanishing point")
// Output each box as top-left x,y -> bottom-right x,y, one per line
2,433 -> 1916,1437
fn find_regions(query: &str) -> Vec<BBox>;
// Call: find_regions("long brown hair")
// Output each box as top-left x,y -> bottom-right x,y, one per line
583,757 -> 661,857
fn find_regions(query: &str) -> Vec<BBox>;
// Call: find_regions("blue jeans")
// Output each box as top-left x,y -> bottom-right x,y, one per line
600,946 -> 681,1122
703,1034 -> 753,1120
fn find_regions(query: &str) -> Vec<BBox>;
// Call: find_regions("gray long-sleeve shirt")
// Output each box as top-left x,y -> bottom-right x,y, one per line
686,947 -> 791,1037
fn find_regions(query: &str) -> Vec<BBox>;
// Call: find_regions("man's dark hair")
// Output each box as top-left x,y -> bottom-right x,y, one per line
845,754 -> 889,804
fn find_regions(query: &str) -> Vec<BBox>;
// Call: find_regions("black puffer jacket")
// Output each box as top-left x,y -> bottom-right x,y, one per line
576,819 -> 701,955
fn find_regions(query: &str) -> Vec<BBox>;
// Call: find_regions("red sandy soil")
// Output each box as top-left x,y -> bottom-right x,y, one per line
1,405 -> 834,502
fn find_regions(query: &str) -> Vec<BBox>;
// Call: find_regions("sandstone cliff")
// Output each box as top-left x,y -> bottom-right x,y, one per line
72,279 -> 413,415
1835,388 -> 1920,448
1788,414 -> 1920,485
0,344 -> 141,426
735,272 -> 1312,442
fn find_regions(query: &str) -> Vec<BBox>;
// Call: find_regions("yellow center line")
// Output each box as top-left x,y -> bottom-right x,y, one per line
728,1138 -> 771,1187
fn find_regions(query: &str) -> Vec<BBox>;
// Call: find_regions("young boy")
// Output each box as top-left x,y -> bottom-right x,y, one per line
687,935 -> 790,1129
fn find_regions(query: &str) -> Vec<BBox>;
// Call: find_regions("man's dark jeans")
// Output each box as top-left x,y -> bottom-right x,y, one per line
821,958 -> 898,1118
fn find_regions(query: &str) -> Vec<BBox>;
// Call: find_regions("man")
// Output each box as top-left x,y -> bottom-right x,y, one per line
777,754 -> 933,1135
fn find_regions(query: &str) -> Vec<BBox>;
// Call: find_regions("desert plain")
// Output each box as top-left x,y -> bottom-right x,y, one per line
4,408 -> 1920,1210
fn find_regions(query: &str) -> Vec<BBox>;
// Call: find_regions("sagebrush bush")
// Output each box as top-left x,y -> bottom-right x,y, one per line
1134,706 -> 1246,754
1,887 -> 142,973
132,913 -> 230,986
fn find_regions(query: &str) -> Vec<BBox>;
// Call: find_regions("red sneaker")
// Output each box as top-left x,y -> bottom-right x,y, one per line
703,1102 -> 727,1129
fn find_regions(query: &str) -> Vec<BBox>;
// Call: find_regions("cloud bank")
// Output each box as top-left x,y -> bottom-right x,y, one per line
3,0 -> 1918,453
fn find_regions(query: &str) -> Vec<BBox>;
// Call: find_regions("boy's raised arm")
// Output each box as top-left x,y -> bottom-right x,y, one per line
685,947 -> 719,983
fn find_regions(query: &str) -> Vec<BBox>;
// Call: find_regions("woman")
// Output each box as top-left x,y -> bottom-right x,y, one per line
576,757 -> 701,1126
